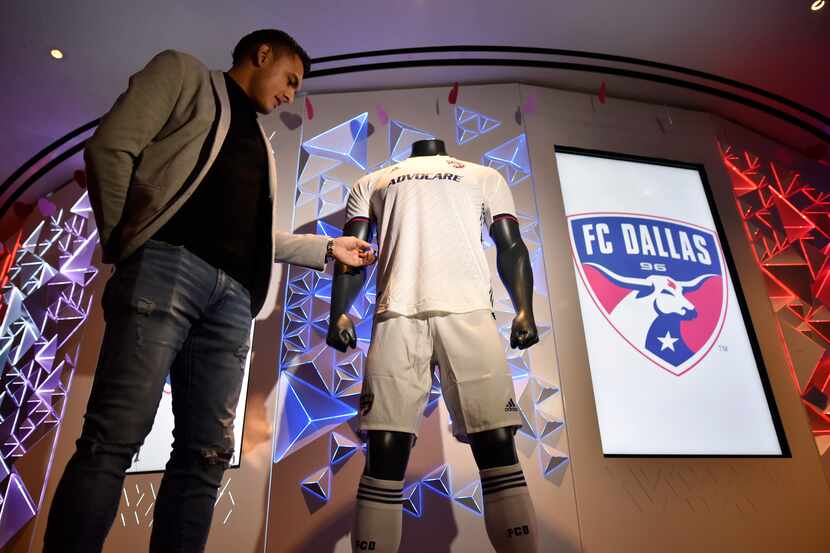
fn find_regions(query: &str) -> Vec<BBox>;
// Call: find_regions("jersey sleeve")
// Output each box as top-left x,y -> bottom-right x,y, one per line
345,175 -> 372,224
483,169 -> 518,227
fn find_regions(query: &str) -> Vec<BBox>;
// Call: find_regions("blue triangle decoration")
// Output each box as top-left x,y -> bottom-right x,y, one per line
296,151 -> 340,186
482,135 -> 531,186
70,192 -> 93,218
303,112 -> 368,169
389,120 -> 435,162
300,466 -> 331,501
422,464 -> 452,497
516,377 -> 543,439
402,482 -> 423,518
273,372 -> 357,462
455,106 -> 501,145
538,413 -> 565,439
505,349 -> 531,380
297,113 -> 369,184
453,480 -> 484,516
427,371 -> 442,405
539,444 -> 569,476
317,220 -> 343,239
329,432 -> 359,465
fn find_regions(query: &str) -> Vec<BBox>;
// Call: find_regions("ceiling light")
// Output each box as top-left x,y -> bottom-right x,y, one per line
50,49 -> 64,60
812,0 -> 825,11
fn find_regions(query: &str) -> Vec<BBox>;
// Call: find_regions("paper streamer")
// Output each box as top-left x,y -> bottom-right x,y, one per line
279,111 -> 303,130
305,96 -> 315,120
73,169 -> 87,189
598,81 -> 607,104
521,92 -> 538,116
376,105 -> 389,126
12,202 -> 34,219
448,82 -> 459,105
37,198 -> 57,217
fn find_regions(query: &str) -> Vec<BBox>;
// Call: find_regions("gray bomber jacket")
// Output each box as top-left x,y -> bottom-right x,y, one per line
84,49 -> 327,319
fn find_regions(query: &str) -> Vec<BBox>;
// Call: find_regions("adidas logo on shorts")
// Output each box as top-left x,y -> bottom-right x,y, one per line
505,398 -> 519,413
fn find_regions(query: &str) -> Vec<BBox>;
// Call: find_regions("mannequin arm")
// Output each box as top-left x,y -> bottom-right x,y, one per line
490,217 -> 539,349
326,219 -> 372,351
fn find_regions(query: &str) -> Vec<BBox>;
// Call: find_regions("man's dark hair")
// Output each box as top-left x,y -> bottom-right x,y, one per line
232,29 -> 311,74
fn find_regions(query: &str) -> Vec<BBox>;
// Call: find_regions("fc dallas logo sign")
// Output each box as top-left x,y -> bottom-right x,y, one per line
569,213 -> 728,376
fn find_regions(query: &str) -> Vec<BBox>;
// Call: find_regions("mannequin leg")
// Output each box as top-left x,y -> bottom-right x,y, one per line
469,428 -> 538,553
469,427 -> 518,468
364,430 -> 414,480
352,430 -> 414,553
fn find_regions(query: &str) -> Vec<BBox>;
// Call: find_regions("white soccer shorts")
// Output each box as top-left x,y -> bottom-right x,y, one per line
359,309 -> 522,438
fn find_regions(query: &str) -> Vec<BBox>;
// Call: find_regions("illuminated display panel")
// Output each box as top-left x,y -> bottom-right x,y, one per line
556,147 -> 788,456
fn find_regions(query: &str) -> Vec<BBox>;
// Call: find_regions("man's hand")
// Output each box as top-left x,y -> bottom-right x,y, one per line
327,313 -> 357,352
510,310 -> 539,350
332,236 -> 376,267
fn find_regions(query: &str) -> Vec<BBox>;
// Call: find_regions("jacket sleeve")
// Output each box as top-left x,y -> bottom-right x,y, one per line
84,50 -> 184,253
273,230 -> 329,270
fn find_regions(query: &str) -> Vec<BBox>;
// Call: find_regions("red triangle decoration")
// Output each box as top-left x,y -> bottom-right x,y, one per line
720,142 -> 830,440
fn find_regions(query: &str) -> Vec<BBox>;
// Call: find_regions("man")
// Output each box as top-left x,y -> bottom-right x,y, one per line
44,29 -> 374,553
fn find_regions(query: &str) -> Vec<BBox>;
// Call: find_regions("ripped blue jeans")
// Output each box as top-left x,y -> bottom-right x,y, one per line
44,239 -> 252,553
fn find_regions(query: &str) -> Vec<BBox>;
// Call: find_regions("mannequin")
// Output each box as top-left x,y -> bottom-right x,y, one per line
328,139 -> 539,553
409,137 -> 448,156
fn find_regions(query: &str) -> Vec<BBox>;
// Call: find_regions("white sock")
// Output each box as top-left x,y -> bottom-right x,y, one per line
352,475 -> 404,553
480,463 -> 538,553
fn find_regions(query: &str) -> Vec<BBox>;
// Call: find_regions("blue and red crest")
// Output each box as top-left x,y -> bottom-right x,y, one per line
569,213 -> 728,376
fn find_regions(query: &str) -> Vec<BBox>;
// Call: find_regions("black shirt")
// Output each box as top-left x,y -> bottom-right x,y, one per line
154,73 -> 271,296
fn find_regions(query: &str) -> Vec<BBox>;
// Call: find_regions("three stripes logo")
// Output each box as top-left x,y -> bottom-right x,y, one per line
356,480 -> 404,506
355,478 -> 403,550
504,398 -> 519,413
481,469 -> 527,497
481,469 -> 532,539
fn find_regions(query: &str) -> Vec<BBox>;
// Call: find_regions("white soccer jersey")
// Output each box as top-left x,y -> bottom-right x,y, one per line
346,155 -> 517,316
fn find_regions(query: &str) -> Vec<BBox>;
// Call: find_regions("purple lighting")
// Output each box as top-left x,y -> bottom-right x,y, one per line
0,473 -> 37,545
0,192 -> 99,548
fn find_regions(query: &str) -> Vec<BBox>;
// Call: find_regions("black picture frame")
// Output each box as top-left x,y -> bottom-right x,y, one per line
554,145 -> 791,458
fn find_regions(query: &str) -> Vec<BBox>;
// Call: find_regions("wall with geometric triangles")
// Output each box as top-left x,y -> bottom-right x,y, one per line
0,188 -> 98,549
720,142 -> 830,450
3,82 -> 829,553
261,84 -> 830,552
262,83 -> 578,552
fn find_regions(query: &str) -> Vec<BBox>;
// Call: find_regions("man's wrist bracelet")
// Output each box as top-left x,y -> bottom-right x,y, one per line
325,239 -> 335,262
